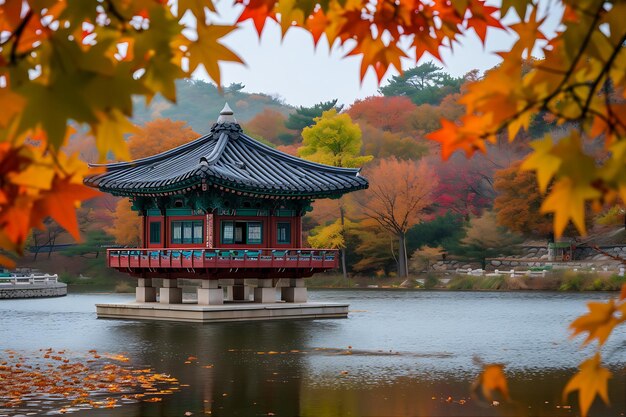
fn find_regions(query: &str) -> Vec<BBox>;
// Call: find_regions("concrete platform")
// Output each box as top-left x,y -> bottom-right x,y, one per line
96,301 -> 349,323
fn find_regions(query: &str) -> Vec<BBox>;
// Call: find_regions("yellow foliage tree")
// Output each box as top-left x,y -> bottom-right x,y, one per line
299,109 -> 372,279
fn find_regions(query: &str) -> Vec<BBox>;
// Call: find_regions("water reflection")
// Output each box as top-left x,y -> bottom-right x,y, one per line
0,291 -> 625,416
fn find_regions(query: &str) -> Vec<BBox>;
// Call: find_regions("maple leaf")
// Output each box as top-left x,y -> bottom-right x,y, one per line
32,178 -> 100,241
466,1 -> 504,43
347,37 -> 406,82
540,178 -> 599,237
563,354 -> 611,417
187,24 -> 243,86
178,0 -> 216,19
509,5 -> 547,56
305,9 -> 329,46
93,110 -> 134,161
236,0 -> 276,35
472,364 -> 510,402
570,299 -> 622,346
520,135 -> 561,193
0,88 -> 25,128
275,0 -> 305,35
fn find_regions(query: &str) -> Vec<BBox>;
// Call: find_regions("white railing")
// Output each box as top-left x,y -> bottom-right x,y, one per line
0,273 -> 59,285
455,268 -> 549,277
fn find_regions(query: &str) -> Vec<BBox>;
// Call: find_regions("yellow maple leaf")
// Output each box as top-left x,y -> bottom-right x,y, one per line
570,299 -> 621,346
275,0 -> 305,35
563,353 -> 611,417
540,178 -> 599,237
93,110 -> 134,161
187,24 -> 243,86
520,135 -> 561,193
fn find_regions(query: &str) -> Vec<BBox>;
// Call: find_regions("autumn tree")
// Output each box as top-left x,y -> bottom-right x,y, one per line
246,108 -> 293,145
494,161 -> 554,238
410,245 -> 444,273
358,158 -> 438,278
432,154 -> 496,220
107,200 -> 141,247
351,218 -> 398,275
299,109 -> 372,279
449,211 -> 522,269
379,62 -> 462,105
128,119 -> 199,160
284,99 -> 342,131
347,96 -> 417,133
360,124 -> 428,160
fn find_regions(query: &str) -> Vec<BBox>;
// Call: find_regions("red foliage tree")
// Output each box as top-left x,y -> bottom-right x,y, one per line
347,96 -> 417,133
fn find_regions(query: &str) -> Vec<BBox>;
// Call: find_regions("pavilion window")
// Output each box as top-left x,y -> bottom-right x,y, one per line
149,222 -> 161,244
171,220 -> 203,245
222,221 -> 234,244
221,220 -> 263,245
247,222 -> 262,244
277,222 -> 290,244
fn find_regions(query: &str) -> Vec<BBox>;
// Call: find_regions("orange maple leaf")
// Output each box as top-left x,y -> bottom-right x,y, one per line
31,178 -> 101,241
236,0 -> 276,35
472,364 -> 510,402
570,299 -> 623,346
563,353 -> 611,417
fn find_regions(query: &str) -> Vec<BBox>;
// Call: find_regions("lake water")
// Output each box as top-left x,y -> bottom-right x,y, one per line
1,290 -> 625,416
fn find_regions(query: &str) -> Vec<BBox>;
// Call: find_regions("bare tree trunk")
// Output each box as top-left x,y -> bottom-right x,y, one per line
339,204 -> 348,281
398,233 -> 408,278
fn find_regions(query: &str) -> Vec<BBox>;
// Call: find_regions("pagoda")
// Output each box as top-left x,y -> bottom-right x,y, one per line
85,104 -> 368,321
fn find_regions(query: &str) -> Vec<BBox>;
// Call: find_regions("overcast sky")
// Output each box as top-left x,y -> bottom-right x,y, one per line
192,1 -> 563,107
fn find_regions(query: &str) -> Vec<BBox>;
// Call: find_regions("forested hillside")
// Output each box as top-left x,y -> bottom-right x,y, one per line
132,80 -> 293,133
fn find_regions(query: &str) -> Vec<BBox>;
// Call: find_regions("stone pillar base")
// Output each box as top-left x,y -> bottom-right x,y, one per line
160,287 -> 182,304
198,288 -> 223,305
136,286 -> 156,303
254,287 -> 276,303
281,287 -> 308,303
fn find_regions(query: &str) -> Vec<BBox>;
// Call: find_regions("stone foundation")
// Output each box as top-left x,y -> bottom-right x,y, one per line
96,301 -> 349,322
0,283 -> 67,299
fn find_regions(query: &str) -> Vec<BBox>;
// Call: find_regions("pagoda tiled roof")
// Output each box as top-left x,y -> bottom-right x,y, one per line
85,113 -> 368,199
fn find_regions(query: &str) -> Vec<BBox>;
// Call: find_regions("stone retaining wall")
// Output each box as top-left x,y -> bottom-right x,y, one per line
430,245 -> 626,273
0,283 -> 67,299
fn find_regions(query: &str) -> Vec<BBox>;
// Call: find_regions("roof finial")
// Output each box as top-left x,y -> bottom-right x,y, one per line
217,103 -> 237,124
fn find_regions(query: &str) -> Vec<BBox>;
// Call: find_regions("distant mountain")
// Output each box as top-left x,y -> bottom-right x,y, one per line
132,79 -> 293,133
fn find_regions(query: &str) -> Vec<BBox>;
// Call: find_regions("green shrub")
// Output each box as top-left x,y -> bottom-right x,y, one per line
424,274 -> 440,289
447,276 -> 476,290
559,274 -> 586,291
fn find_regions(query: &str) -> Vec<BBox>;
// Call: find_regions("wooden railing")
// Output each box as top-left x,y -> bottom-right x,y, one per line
107,248 -> 339,270
0,273 -> 59,285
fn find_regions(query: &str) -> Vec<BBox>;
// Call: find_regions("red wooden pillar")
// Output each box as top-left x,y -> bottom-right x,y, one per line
295,216 -> 302,247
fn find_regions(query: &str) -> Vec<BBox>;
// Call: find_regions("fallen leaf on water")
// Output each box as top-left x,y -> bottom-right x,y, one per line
143,397 -> 163,402
472,364 -> 510,402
